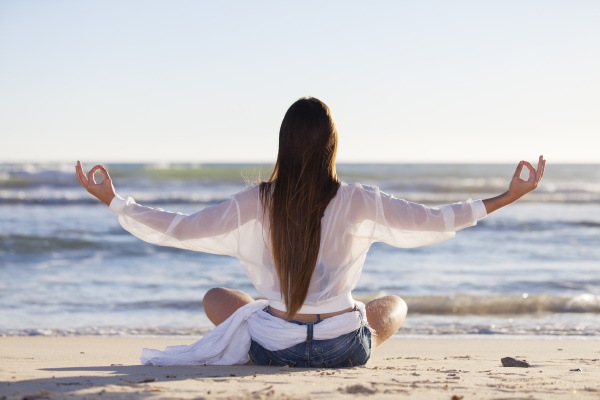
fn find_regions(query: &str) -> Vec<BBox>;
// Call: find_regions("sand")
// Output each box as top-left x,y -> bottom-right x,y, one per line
1,337 -> 599,399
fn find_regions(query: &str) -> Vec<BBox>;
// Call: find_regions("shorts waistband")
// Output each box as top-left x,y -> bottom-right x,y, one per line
263,306 -> 360,342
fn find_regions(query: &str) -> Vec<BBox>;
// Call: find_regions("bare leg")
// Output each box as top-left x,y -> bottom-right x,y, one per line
203,287 -> 255,326
366,295 -> 407,350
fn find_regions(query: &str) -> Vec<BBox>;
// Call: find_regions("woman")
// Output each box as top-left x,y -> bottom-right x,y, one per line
76,97 -> 545,367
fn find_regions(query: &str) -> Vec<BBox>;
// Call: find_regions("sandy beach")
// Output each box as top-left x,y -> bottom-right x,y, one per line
1,337 -> 599,399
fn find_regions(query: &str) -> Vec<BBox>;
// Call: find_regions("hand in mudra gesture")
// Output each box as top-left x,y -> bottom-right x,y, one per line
75,161 -> 116,206
507,155 -> 546,201
482,155 -> 545,214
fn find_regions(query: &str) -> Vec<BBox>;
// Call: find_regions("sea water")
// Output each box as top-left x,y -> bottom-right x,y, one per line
1,162 -> 599,337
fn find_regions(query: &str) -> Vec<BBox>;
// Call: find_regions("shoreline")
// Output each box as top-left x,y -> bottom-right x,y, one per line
2,337 -> 599,399
3,333 -> 600,340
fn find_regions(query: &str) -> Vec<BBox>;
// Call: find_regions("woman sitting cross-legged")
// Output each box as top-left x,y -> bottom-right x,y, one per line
75,97 -> 545,367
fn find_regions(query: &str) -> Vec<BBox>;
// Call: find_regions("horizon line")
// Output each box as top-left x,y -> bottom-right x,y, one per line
0,159 -> 594,165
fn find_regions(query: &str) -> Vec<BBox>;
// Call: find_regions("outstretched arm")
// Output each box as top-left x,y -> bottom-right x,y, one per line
75,161 -> 242,256
483,155 -> 546,215
75,161 -> 116,206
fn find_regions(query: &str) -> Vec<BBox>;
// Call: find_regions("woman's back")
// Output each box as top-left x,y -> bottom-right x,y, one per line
235,180 -> 486,314
236,182 -> 371,314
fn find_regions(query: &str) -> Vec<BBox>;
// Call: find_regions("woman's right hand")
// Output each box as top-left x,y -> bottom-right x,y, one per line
75,161 -> 116,206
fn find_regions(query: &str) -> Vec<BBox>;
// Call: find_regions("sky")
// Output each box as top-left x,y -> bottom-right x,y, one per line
0,1 -> 598,164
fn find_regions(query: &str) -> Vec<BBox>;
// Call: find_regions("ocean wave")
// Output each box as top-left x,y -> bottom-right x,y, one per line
108,300 -> 205,311
2,293 -> 599,337
23,293 -> 598,315
4,219 -> 599,257
4,325 -> 599,337
0,163 -> 269,186
403,293 -> 600,315
3,189 -> 600,206
2,295 -> 600,337
0,327 -> 212,337
0,190 -> 230,206
0,233 -> 224,255
477,219 -> 600,231
0,232 -> 238,256
3,163 -> 600,205
0,163 -> 78,187
0,234 -> 98,254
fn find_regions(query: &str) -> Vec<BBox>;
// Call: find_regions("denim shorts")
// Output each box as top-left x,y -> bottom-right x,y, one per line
249,307 -> 372,368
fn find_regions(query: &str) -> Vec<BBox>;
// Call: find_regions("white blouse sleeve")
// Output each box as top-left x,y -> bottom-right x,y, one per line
350,184 -> 487,248
109,194 -> 240,257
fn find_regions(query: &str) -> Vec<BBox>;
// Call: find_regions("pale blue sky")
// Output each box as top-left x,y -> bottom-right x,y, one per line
1,1 -> 598,163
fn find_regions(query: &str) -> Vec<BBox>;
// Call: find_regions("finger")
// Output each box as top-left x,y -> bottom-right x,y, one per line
76,168 -> 87,187
538,157 -> 546,181
98,165 -> 111,182
522,161 -> 536,182
513,161 -> 525,179
534,156 -> 545,182
75,161 -> 88,186
88,165 -> 103,185
542,158 -> 546,177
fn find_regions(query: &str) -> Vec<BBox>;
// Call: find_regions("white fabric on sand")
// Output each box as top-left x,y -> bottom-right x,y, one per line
140,300 -> 369,366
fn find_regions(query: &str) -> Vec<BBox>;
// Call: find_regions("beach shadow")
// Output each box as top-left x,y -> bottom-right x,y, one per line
40,363 -> 303,378
1,364 -> 316,399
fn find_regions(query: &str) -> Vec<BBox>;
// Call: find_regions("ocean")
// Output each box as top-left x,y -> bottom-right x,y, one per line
1,162 -> 599,338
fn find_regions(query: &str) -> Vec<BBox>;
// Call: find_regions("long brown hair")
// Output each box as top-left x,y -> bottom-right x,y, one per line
259,97 -> 340,319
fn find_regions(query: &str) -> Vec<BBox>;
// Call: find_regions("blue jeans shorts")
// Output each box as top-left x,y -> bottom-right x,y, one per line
249,307 -> 372,368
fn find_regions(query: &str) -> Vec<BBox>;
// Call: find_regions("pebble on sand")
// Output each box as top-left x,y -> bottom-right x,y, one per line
501,357 -> 531,368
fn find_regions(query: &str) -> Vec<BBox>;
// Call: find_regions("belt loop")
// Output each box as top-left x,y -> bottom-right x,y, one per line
354,306 -> 363,327
306,323 -> 314,342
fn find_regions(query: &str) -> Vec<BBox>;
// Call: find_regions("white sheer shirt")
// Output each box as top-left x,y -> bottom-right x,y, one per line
109,182 -> 487,314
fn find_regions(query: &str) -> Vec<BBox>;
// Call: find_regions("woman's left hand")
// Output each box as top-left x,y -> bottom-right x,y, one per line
483,155 -> 546,214
75,161 -> 116,206
506,155 -> 546,202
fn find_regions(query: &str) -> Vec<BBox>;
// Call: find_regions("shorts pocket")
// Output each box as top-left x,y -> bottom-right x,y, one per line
321,327 -> 371,368
265,349 -> 298,367
250,340 -> 298,367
